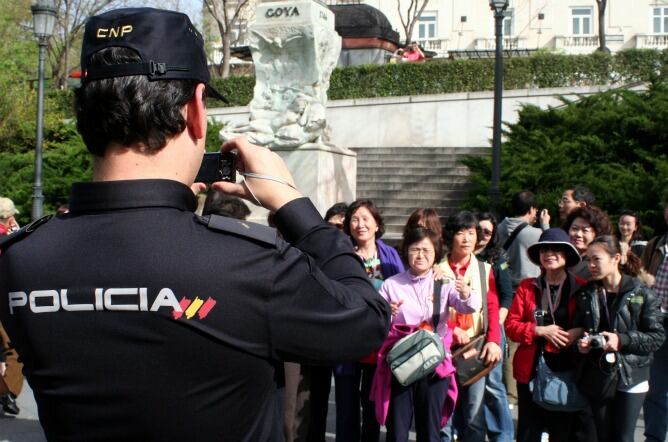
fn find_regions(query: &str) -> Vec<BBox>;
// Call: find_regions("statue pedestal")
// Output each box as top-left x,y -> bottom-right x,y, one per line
247,144 -> 357,224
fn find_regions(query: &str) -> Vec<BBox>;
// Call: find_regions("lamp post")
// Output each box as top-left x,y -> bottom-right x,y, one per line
488,0 -> 508,211
30,0 -> 57,221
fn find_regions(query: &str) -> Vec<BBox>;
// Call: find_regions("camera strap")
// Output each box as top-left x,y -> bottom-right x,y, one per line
542,278 -> 565,325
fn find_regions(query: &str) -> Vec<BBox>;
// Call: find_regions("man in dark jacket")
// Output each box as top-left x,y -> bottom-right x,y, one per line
0,8 -> 390,441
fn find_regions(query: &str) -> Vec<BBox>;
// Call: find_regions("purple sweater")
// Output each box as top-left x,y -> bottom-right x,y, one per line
378,269 -> 480,337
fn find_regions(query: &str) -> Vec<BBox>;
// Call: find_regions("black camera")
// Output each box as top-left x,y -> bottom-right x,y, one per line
534,310 -> 553,326
588,334 -> 607,349
195,152 -> 236,184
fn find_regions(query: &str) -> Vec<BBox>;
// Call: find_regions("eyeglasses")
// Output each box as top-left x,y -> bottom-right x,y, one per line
408,247 -> 434,256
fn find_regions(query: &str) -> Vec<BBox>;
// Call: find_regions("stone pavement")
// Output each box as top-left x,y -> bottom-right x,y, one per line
0,385 -> 45,442
0,383 -> 650,441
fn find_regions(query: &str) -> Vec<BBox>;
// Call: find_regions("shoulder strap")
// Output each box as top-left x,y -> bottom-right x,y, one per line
478,259 -> 489,333
503,222 -> 529,251
0,215 -> 53,253
196,214 -> 278,246
432,280 -> 443,329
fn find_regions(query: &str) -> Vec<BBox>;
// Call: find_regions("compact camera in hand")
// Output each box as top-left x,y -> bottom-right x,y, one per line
534,310 -> 553,327
195,152 -> 236,184
588,334 -> 607,349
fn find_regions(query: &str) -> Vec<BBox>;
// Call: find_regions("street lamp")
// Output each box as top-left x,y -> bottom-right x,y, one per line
30,0 -> 57,221
488,0 -> 508,211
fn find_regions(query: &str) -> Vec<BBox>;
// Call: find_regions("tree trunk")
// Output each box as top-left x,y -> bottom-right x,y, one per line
597,0 -> 608,53
221,34 -> 231,79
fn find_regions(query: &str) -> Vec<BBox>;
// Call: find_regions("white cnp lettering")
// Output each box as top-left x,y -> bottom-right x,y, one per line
265,6 -> 300,18
96,25 -> 133,39
30,290 -> 60,313
8,292 -> 27,315
7,288 -> 180,314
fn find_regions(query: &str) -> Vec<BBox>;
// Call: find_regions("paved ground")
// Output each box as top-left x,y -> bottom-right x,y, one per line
0,383 -> 650,441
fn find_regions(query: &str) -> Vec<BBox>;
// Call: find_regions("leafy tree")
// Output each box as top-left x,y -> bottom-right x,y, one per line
460,80 -> 668,237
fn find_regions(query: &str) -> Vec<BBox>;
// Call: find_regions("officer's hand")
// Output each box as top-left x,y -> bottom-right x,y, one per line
213,137 -> 302,212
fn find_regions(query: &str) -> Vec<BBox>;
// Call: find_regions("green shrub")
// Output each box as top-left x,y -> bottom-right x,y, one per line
202,49 -> 668,107
461,79 -> 668,237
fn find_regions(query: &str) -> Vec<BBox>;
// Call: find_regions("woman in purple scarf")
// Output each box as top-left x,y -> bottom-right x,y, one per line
335,199 -> 404,442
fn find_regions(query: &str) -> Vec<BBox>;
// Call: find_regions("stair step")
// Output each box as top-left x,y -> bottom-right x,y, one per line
357,158 -> 463,167
350,146 -> 490,155
359,182 -> 472,191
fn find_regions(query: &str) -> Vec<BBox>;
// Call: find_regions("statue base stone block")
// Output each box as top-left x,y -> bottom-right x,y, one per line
246,144 -> 356,225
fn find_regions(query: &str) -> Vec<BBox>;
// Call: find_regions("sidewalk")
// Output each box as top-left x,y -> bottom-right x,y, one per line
0,385 -> 45,442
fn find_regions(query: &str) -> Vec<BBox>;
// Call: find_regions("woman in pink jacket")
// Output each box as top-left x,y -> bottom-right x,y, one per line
376,227 -> 480,442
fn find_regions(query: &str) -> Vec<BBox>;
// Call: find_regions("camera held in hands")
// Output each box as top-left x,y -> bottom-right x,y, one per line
588,334 -> 607,349
196,152 -> 236,184
534,310 -> 553,327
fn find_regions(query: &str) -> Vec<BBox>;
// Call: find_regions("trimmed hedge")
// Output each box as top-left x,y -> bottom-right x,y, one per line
206,49 -> 668,107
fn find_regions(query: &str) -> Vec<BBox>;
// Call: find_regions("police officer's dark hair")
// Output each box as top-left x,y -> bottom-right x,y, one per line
562,206 -> 612,236
75,47 -> 198,157
569,185 -> 596,206
202,191 -> 250,220
401,227 -> 444,264
510,191 -> 537,217
443,211 -> 481,251
324,202 -> 348,222
343,199 -> 385,239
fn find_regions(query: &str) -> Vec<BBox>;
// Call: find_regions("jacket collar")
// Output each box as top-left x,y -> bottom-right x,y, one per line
69,179 -> 197,214
532,270 -> 579,297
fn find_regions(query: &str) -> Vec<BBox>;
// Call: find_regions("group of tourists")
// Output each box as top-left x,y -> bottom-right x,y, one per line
291,188 -> 665,442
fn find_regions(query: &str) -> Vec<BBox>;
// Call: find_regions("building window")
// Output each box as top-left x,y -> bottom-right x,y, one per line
653,7 -> 668,34
417,12 -> 437,40
503,9 -> 513,36
572,7 -> 593,35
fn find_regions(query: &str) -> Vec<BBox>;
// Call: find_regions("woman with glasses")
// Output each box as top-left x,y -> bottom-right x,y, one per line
335,199 -> 404,442
562,206 -> 612,280
505,228 -> 587,442
475,212 -> 514,442
374,227 -> 479,442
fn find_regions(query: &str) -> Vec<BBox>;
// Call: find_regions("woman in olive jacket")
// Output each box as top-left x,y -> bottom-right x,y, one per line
574,235 -> 665,442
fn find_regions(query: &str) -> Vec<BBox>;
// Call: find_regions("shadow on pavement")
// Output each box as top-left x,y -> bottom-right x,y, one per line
0,415 -> 46,442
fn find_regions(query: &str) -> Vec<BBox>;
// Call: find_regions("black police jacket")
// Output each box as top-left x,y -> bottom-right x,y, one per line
0,179 -> 391,442
573,275 -> 665,385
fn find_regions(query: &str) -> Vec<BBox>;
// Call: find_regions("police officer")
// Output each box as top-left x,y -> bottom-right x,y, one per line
0,8 -> 390,441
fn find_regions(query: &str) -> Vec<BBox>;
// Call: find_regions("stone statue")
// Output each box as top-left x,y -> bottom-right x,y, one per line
220,1 -> 341,149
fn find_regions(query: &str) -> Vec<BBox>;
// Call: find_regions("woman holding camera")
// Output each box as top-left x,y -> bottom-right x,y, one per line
374,227 -> 478,442
574,235 -> 665,442
505,228 -> 586,442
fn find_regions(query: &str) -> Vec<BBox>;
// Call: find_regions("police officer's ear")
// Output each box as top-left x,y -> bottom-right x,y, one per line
185,83 -> 207,141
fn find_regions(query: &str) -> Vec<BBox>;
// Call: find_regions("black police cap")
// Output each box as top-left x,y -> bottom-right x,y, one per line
81,7 -> 228,103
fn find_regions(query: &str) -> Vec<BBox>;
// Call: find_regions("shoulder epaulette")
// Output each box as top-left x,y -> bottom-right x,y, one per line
196,214 -> 278,247
0,215 -> 53,253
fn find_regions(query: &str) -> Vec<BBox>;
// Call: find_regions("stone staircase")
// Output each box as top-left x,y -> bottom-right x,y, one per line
351,146 -> 490,241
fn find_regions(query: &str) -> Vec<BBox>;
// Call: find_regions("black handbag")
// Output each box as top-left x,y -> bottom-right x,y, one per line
451,260 -> 497,386
576,352 -> 620,401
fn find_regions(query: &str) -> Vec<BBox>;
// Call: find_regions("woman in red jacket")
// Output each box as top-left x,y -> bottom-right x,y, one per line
505,228 -> 586,442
